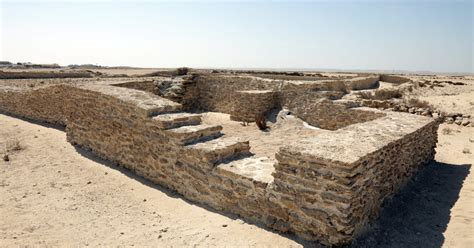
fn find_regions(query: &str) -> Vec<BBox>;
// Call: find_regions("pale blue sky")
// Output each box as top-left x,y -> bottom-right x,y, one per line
1,0 -> 472,73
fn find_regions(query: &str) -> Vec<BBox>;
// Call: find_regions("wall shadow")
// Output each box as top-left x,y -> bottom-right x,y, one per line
352,161 -> 471,248
0,111 -> 65,131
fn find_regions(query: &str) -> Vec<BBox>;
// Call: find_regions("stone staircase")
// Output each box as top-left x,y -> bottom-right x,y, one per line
152,112 -> 202,129
151,111 -> 253,169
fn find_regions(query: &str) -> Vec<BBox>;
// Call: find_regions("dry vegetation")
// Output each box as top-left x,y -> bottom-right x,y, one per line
405,98 -> 432,109
5,138 -> 23,152
442,127 -> 453,135
2,138 -> 23,161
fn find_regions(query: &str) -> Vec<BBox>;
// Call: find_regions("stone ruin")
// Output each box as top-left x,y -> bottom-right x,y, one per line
0,72 -> 439,246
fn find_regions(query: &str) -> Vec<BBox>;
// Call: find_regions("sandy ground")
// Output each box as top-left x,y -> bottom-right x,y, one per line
201,111 -> 326,160
2,68 -> 164,76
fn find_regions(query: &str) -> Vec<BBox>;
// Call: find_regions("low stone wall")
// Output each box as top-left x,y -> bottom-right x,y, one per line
195,75 -> 280,113
0,84 -> 439,246
194,74 -> 380,120
0,85 -> 71,125
283,94 -> 385,130
113,80 -> 155,93
230,90 -> 277,122
380,74 -> 411,84
274,110 -> 439,242
154,75 -> 200,110
0,70 -> 94,79
345,75 -> 380,90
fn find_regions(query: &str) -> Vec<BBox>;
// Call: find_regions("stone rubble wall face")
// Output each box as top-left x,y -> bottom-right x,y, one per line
379,74 -> 411,84
229,91 -> 278,122
0,85 -> 72,125
273,120 -> 439,243
195,75 -> 381,127
153,76 -> 200,110
283,95 -> 385,130
195,76 -> 280,114
346,121 -> 439,232
346,76 -> 380,90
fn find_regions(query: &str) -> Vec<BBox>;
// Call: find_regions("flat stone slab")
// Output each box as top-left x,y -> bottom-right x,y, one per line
281,109 -> 437,166
166,124 -> 223,145
216,156 -> 275,188
78,84 -> 182,116
186,136 -> 251,165
236,90 -> 275,94
153,112 -> 202,129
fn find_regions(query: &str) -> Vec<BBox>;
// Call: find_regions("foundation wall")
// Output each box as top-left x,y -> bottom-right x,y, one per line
113,80 -> 155,93
283,94 -> 385,130
346,75 -> 380,90
380,74 -> 411,84
194,75 -> 350,122
229,90 -> 278,122
0,84 -> 439,246
0,86 -> 71,125
195,75 -> 280,113
274,113 -> 439,243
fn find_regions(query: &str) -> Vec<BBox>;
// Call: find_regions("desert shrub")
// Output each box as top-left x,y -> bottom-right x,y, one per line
462,148 -> 471,154
442,127 -> 453,135
174,67 -> 189,76
405,98 -> 431,109
373,88 -> 403,100
356,91 -> 373,99
330,82 -> 349,94
5,138 -> 23,152
255,114 -> 268,130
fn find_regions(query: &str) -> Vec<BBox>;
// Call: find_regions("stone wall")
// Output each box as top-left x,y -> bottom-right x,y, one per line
0,84 -> 439,246
195,75 -> 280,113
380,74 -> 411,84
273,110 -> 439,243
345,75 -> 380,90
0,85 -> 71,125
230,90 -> 278,122
154,75 -> 199,110
113,80 -> 155,93
283,93 -> 385,130
194,74 -> 380,120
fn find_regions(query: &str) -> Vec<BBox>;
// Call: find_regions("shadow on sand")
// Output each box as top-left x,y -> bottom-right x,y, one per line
352,161 -> 471,248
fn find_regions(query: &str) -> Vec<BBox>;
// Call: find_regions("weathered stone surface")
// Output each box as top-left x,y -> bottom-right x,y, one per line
0,80 -> 439,247
230,90 -> 277,122
152,112 -> 202,129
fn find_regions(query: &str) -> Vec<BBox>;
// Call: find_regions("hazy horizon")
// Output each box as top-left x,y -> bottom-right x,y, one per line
1,0 -> 473,73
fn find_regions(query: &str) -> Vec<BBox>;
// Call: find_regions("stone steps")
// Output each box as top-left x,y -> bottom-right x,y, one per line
166,124 -> 223,145
186,136 -> 251,167
152,112 -> 202,129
